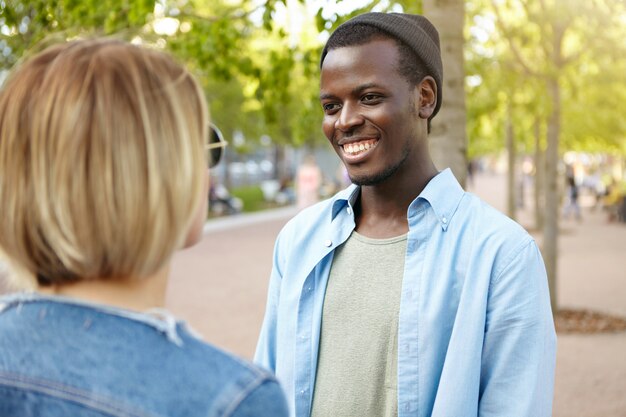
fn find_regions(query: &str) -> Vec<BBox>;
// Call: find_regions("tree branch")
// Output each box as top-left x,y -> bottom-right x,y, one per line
490,0 -> 540,77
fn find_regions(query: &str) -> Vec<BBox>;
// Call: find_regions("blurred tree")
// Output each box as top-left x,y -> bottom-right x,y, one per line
466,1 -> 549,223
472,0 -> 626,311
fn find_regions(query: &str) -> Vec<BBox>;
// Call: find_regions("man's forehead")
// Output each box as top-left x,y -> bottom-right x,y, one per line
319,43 -> 403,100
321,38 -> 400,70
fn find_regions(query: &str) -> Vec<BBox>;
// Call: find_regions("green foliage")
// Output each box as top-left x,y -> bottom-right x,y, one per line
466,0 -> 626,157
0,0 -> 433,154
5,0 -> 622,159
0,0 -> 153,68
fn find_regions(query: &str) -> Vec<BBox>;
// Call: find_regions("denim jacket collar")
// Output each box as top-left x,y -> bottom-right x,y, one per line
0,292 -> 184,346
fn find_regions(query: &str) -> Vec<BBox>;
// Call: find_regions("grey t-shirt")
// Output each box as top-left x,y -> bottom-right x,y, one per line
310,230 -> 407,417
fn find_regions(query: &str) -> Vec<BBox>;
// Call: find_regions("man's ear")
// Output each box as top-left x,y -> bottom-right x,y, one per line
417,76 -> 437,120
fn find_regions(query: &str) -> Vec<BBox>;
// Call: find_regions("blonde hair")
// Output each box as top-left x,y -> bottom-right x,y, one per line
0,39 -> 208,287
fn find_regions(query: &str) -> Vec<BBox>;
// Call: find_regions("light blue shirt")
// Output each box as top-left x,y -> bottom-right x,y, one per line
255,168 -> 556,417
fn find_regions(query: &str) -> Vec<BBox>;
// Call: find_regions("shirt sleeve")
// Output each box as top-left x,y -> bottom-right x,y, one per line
478,239 -> 557,417
229,378 -> 289,417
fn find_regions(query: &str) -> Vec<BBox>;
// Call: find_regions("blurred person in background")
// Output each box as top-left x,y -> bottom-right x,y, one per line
604,179 -> 626,223
0,39 -> 287,417
562,170 -> 582,221
295,154 -> 323,210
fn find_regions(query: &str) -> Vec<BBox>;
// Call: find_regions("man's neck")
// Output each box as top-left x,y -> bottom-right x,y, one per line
355,164 -> 438,238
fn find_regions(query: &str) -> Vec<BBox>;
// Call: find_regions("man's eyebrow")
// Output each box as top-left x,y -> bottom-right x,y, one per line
352,83 -> 381,95
319,83 -> 383,101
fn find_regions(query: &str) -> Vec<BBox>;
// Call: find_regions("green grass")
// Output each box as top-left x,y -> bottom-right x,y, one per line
230,185 -> 273,213
207,184 -> 286,219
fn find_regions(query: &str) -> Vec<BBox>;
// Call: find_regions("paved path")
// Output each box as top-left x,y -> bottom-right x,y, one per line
167,208 -> 296,358
170,172 -> 624,416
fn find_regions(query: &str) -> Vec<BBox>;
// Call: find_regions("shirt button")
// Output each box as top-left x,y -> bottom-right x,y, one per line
442,217 -> 448,224
324,239 -> 332,247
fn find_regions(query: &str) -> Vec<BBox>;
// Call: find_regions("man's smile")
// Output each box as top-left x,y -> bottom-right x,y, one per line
341,138 -> 379,156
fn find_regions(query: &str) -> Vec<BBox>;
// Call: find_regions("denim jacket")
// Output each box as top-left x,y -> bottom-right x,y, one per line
0,292 -> 288,417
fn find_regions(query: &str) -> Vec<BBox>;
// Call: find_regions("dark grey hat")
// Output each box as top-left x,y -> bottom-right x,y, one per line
321,12 -> 443,118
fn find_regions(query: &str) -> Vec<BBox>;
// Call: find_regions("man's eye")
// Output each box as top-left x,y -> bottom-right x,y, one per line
323,103 -> 340,112
362,94 -> 380,102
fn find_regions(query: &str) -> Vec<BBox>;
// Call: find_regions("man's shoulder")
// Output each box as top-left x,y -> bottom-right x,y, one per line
457,192 -> 534,247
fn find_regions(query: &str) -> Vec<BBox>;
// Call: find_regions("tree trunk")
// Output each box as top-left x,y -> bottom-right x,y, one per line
543,77 -> 560,313
506,103 -> 516,220
533,116 -> 545,231
273,145 -> 286,181
423,0 -> 467,187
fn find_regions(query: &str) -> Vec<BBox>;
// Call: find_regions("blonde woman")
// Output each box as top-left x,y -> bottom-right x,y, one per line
0,39 -> 288,416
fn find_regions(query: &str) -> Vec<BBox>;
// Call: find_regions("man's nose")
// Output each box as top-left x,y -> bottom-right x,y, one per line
335,102 -> 364,132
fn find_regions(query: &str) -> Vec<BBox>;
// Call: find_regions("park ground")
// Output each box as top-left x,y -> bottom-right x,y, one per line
167,170 -> 626,417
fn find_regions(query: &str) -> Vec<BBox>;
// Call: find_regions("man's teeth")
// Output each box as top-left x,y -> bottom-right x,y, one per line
343,140 -> 377,155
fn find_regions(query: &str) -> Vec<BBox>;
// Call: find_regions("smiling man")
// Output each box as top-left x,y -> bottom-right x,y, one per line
255,12 -> 556,417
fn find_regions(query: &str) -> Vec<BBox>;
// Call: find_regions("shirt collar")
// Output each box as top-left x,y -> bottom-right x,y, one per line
416,168 -> 465,231
330,169 -> 465,231
331,183 -> 359,220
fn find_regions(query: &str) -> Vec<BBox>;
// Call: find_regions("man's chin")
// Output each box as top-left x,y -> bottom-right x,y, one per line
349,176 -> 378,187
349,171 -> 392,187
347,162 -> 404,187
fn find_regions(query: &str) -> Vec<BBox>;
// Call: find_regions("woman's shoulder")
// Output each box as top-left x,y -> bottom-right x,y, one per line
0,294 -> 288,416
